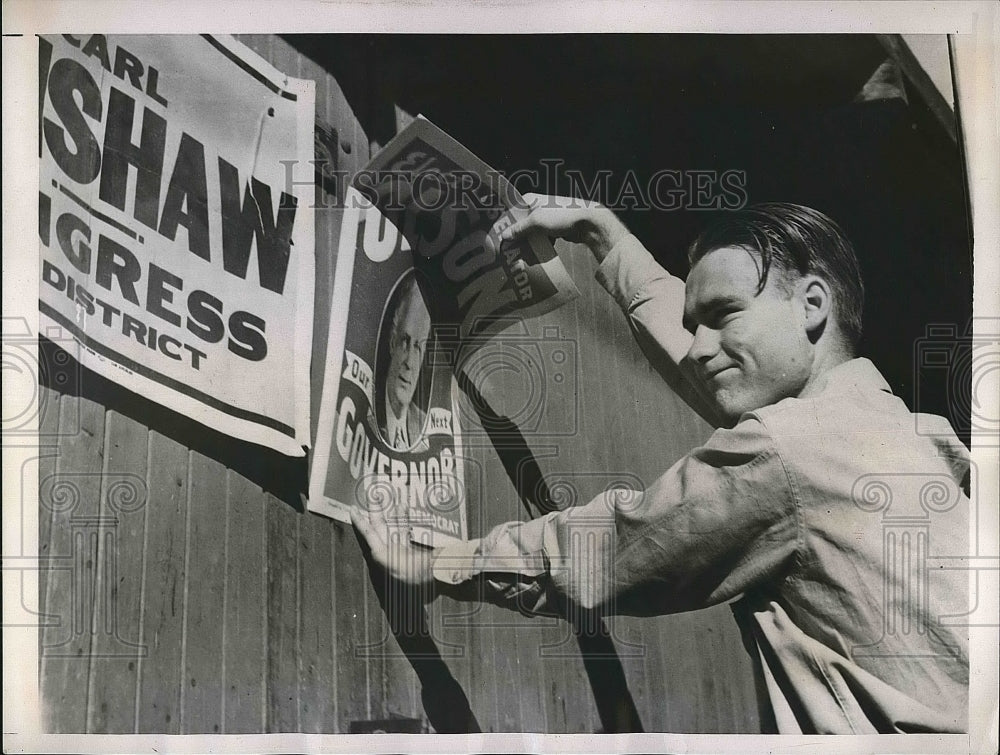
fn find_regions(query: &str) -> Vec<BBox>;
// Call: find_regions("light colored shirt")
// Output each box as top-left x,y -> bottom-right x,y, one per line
432,234 -> 970,734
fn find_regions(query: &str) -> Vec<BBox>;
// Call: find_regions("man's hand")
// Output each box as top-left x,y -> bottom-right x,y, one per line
351,505 -> 437,590
485,193 -> 629,263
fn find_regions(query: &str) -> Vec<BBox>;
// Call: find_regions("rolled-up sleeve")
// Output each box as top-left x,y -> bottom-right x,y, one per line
433,415 -> 802,617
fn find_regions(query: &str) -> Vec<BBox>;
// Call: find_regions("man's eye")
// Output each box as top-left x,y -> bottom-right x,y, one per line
714,308 -> 738,325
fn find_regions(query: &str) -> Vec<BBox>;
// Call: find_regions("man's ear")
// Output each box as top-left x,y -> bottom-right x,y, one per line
800,275 -> 832,336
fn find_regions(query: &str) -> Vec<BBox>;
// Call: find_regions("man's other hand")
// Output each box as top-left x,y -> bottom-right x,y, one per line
351,505 -> 437,590
485,193 -> 628,262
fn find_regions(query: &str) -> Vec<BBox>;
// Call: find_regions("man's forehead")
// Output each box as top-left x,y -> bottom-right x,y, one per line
685,246 -> 765,306
395,293 -> 431,335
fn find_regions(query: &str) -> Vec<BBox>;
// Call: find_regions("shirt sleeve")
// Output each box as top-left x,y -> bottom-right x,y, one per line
594,233 -> 723,427
432,415 -> 802,617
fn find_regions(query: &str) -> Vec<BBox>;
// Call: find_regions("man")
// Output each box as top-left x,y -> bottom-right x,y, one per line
353,196 -> 970,734
376,276 -> 431,451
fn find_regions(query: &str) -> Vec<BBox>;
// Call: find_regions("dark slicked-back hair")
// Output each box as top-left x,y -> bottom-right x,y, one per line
687,202 -> 865,351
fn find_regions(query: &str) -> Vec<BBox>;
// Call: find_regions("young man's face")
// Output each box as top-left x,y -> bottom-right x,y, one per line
386,291 -> 431,418
683,245 -> 814,424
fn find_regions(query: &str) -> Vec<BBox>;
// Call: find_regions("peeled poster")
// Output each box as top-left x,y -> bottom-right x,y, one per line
38,34 -> 315,456
308,116 -> 580,545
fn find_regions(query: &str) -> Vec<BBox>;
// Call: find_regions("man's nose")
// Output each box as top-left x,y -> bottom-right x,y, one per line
686,325 -> 720,364
402,344 -> 418,367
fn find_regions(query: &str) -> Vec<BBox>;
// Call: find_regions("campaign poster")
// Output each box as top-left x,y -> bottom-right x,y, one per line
308,117 -> 581,546
309,187 -> 469,545
38,34 -> 315,456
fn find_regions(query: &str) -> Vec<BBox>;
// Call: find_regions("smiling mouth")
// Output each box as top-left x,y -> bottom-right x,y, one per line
707,366 -> 738,381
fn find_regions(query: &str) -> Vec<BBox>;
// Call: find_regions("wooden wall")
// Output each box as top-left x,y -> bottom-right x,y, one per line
38,34 -> 760,734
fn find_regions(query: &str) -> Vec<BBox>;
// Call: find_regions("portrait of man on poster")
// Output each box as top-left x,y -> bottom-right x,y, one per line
373,274 -> 433,452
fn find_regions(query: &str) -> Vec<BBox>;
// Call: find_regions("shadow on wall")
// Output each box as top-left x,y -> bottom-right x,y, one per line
39,337 -> 309,510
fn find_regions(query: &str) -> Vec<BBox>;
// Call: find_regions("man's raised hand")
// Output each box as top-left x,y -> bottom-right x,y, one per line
485,193 -> 629,262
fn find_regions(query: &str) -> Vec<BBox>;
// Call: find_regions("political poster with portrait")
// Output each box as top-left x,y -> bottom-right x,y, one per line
308,116 -> 580,544
38,34 -> 315,456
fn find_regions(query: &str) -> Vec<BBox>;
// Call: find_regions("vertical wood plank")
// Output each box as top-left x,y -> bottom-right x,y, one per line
487,439 -> 526,732
40,395 -> 105,732
490,604 -> 522,731
223,471 -> 267,733
37,385 -> 61,665
265,494 -> 300,732
513,622 -> 548,732
702,611 -> 732,732
725,615 -> 758,732
180,452 -> 228,733
373,607 -> 421,722
466,456 -> 503,731
86,411 -> 148,733
456,458 -> 484,729
701,605 -> 760,733
359,567 -> 384,722
297,514 -> 336,732
692,611 -> 719,731
646,616 -> 675,730
135,432 -> 189,733
541,624 -> 568,733
331,522 -> 370,731
663,616 -> 701,731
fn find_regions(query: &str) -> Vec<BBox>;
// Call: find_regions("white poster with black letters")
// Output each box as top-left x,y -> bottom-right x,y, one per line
38,34 -> 315,456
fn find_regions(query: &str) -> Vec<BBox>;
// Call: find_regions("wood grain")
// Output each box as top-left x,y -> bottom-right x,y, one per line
264,494 -> 300,732
86,410 -> 149,733
135,432 -> 189,733
222,471 -> 267,733
181,452 -> 228,733
297,514 -> 337,732
40,395 -> 106,732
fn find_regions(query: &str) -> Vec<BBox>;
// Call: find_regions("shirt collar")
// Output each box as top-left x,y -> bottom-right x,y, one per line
808,357 -> 893,397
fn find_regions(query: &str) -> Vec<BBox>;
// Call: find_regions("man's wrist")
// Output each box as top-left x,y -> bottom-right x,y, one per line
430,538 -> 481,585
580,206 -> 628,262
